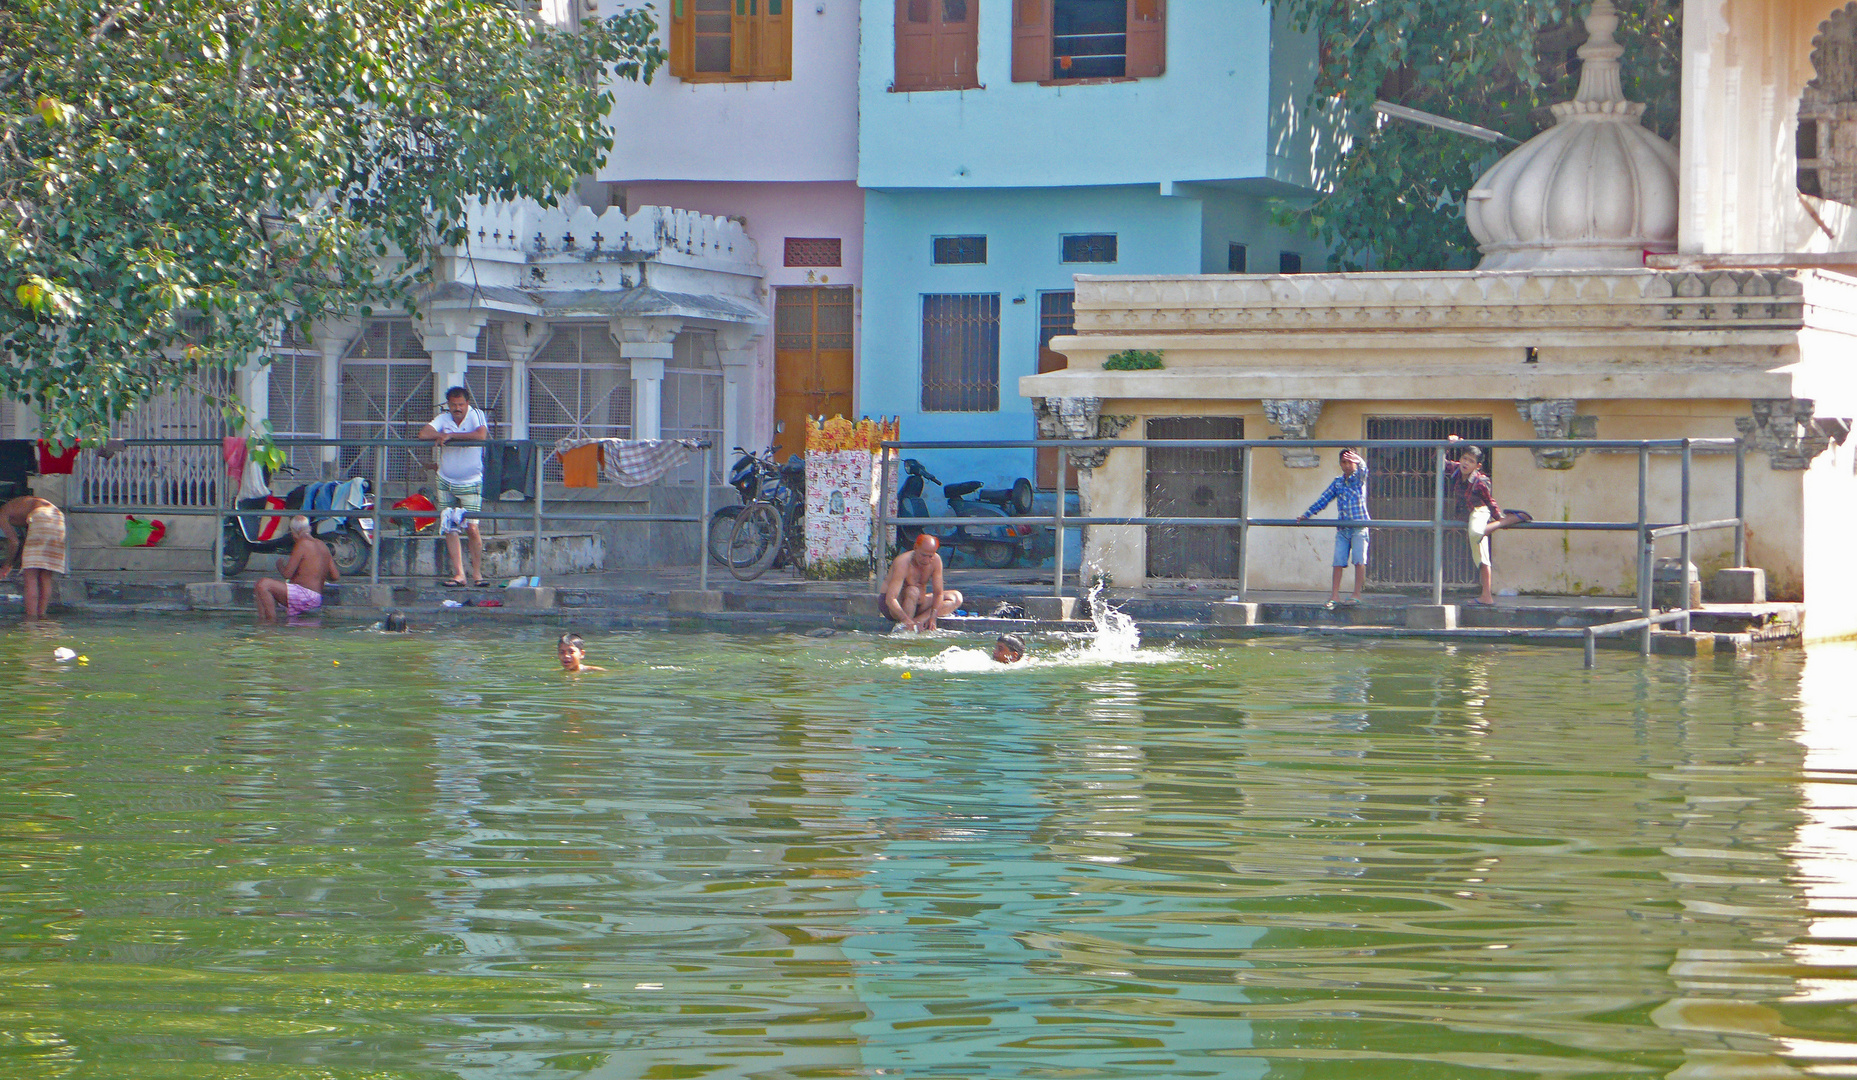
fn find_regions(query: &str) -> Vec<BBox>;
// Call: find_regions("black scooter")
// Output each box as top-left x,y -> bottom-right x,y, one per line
897,459 -> 1035,569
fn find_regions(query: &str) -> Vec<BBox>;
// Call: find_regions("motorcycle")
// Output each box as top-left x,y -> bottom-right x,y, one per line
708,446 -> 806,567
896,458 -> 1038,569
222,468 -> 375,578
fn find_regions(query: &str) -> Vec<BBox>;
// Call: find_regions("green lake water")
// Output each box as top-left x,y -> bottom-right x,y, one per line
4,616 -> 1857,1079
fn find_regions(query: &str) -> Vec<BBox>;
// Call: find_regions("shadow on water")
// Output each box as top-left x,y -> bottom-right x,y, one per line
0,615 -> 1854,1078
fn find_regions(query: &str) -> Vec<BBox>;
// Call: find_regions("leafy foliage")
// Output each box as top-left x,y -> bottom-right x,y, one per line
1103,349 -> 1165,370
0,0 -> 664,441
1275,0 -> 1680,271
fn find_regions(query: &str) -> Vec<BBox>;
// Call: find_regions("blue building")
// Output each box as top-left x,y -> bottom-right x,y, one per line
857,0 -> 1326,488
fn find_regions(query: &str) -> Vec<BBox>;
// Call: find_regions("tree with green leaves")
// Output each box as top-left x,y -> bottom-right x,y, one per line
1,0 -> 664,442
1275,0 -> 1680,271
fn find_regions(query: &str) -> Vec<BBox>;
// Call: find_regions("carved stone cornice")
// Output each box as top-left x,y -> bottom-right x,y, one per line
1514,398 -> 1597,469
1262,399 -> 1324,467
1032,397 -> 1136,468
1068,270 -> 1819,338
1737,398 -> 1834,470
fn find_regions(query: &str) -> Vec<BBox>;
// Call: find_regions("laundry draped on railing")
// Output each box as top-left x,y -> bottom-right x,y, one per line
551,438 -> 702,488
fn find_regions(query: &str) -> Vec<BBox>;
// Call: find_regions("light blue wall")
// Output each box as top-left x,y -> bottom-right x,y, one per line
858,1 -> 1284,189
862,184 -> 1313,488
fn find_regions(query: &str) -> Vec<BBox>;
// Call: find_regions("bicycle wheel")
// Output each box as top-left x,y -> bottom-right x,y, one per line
706,506 -> 743,566
728,502 -> 785,581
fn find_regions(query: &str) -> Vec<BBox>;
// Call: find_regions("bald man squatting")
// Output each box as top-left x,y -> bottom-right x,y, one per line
880,534 -> 964,632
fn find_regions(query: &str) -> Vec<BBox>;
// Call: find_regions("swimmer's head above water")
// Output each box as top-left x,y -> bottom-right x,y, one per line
383,611 -> 408,632
557,632 -> 605,672
993,634 -> 1025,664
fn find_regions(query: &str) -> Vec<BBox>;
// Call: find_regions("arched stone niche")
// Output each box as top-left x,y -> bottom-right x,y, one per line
1799,2 -> 1857,204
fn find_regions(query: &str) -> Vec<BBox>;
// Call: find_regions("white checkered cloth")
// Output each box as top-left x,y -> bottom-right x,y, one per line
553,438 -> 702,487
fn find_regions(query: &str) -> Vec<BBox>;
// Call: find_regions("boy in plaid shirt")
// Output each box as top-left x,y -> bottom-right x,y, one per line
1298,448 -> 1370,607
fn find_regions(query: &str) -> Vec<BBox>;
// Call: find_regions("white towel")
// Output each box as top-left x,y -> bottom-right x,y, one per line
439,507 -> 468,535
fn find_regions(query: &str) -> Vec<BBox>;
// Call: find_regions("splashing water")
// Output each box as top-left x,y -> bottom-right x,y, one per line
882,581 -> 1168,672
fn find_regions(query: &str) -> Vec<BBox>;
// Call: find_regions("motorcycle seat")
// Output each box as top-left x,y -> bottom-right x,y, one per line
943,480 -> 982,499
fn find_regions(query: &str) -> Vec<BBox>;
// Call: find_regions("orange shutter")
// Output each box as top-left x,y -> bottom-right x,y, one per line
1012,0 -> 1050,83
1126,0 -> 1165,78
731,0 -> 753,76
668,0 -> 693,78
760,0 -> 791,79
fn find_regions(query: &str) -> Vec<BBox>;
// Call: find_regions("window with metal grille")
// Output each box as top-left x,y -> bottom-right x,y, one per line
267,328 -> 323,476
932,235 -> 987,264
669,0 -> 791,81
338,318 -> 437,484
1145,416 -> 1243,579
80,371 -> 232,508
0,399 -> 14,440
664,331 -> 725,485
784,237 -> 843,267
1279,251 -> 1303,274
920,293 -> 1000,412
1228,242 -> 1247,273
1364,416 -> 1493,588
895,0 -> 979,91
529,324 -> 632,482
1014,0 -> 1164,83
1061,233 -> 1117,263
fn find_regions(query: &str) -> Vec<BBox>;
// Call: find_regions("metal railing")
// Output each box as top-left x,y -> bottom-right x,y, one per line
879,436 -> 1747,666
57,436 -> 715,592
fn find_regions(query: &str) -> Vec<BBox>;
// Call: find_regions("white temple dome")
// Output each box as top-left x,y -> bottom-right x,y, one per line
1465,0 -> 1678,270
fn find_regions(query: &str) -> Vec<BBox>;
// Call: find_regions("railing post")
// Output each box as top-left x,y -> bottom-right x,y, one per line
1637,446 -> 1651,656
1053,448 -> 1067,599
1734,438 -> 1747,568
532,440 -> 545,587
1431,444 -> 1445,607
1584,627 -> 1596,669
1680,438 -> 1694,612
369,446 -> 385,585
213,471 -> 226,584
1236,444 -> 1250,601
875,446 -> 890,587
698,443 -> 711,593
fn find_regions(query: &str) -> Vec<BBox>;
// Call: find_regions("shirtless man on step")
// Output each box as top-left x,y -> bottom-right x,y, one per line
880,534 -> 963,632
255,516 -> 338,622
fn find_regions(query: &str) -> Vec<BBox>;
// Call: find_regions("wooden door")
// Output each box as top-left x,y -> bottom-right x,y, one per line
1035,291 -> 1080,490
774,286 -> 855,456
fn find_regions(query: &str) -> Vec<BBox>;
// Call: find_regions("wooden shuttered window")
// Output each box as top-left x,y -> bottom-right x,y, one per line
669,0 -> 791,81
894,0 -> 979,91
1012,0 -> 1165,83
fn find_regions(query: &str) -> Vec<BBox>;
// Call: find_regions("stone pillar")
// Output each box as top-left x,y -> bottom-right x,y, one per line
417,308 -> 488,400
1261,399 -> 1325,467
312,317 -> 361,472
717,326 -> 762,456
611,316 -> 682,442
501,320 -> 551,441
237,351 -> 270,435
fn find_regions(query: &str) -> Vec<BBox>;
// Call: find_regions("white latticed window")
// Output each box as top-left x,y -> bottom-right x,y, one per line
529,324 -> 631,481
340,319 -> 434,483
80,371 -> 231,507
664,331 -> 723,484
268,326 -> 323,475
464,321 -> 511,438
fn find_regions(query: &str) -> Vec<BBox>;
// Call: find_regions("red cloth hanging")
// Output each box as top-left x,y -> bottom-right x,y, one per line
36,441 -> 78,474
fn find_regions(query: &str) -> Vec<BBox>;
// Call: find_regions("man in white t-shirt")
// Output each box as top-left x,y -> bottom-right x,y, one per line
418,386 -> 489,586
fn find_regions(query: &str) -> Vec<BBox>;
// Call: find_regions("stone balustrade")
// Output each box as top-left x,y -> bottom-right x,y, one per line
456,201 -> 759,274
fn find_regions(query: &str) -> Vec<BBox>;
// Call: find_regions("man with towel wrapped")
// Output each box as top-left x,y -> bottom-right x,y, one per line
1,495 -> 66,619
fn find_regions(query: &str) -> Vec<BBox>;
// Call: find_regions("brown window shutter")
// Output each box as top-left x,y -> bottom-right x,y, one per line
1012,0 -> 1051,83
762,0 -> 791,79
1126,0 -> 1165,78
731,0 -> 753,76
941,0 -> 978,89
669,0 -> 693,78
895,0 -> 935,89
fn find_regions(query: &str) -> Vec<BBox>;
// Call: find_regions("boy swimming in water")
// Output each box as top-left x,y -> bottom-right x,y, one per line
558,632 -> 606,672
992,634 -> 1026,664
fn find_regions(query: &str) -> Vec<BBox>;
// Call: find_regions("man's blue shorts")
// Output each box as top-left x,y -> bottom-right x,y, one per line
1333,525 -> 1370,567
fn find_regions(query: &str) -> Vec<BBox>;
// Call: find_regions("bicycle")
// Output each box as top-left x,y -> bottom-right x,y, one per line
726,451 -> 806,581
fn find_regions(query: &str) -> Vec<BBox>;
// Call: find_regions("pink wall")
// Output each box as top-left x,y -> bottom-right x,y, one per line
622,180 -> 866,451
